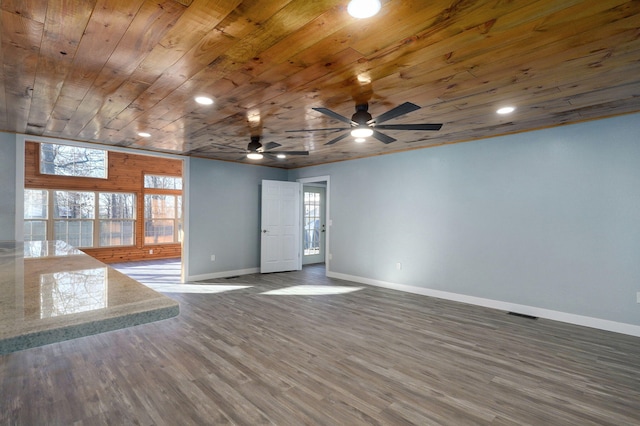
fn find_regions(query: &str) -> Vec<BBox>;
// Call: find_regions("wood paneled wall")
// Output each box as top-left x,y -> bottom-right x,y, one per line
24,141 -> 183,263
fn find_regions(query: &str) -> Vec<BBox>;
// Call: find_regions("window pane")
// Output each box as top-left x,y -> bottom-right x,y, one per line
99,193 -> 135,219
145,194 -> 176,219
54,191 -> 95,219
40,143 -> 107,178
144,175 -> 182,190
54,220 -> 94,247
24,189 -> 48,219
304,191 -> 321,255
145,219 -> 175,244
100,220 -> 134,246
24,220 -> 47,241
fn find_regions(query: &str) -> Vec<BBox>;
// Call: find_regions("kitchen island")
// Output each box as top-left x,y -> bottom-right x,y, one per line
0,241 -> 179,355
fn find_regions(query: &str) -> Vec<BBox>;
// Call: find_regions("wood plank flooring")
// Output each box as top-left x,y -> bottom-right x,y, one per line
2,263 -> 640,425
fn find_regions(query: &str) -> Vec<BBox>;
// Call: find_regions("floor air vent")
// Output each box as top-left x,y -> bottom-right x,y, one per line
508,312 -> 538,320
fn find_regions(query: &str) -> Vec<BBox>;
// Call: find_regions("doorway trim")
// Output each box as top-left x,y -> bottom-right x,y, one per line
296,175 -> 330,273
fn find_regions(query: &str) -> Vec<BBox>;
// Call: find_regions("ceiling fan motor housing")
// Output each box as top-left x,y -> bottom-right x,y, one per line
352,104 -> 372,125
248,136 -> 262,151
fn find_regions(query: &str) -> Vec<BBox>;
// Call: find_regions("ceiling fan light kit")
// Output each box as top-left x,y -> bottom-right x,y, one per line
347,0 -> 381,19
246,152 -> 264,160
351,127 -> 374,138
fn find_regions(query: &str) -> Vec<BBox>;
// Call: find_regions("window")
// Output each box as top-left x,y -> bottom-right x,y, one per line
99,193 -> 135,246
24,189 -> 136,248
304,191 -> 321,255
143,173 -> 182,245
40,143 -> 107,178
53,191 -> 95,247
144,194 -> 182,244
24,189 -> 48,241
144,175 -> 182,190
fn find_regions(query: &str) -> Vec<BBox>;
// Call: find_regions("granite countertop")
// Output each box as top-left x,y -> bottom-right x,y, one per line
0,241 -> 179,355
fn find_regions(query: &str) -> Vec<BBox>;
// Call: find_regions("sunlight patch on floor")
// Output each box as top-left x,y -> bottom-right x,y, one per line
145,283 -> 252,294
261,285 -> 363,296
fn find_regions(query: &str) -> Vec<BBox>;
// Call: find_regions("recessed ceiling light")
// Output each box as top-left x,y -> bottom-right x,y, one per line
276,154 -> 286,159
246,152 -> 263,160
497,106 -> 515,115
355,138 -> 366,143
357,73 -> 371,84
351,127 -> 374,138
347,0 -> 381,19
137,132 -> 151,138
195,96 -> 214,105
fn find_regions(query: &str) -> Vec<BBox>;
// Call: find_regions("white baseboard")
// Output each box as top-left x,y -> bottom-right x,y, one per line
188,267 -> 259,282
327,271 -> 640,338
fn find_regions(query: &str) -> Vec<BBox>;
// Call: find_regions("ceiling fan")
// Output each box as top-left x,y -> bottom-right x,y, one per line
244,135 -> 309,160
287,102 -> 442,145
197,135 -> 309,160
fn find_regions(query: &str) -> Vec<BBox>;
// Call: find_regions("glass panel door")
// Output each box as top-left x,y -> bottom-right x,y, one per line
303,186 -> 325,265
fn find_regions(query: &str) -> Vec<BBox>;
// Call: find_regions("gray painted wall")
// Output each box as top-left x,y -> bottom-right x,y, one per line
186,157 -> 287,277
0,132 -> 17,240
289,113 -> 640,326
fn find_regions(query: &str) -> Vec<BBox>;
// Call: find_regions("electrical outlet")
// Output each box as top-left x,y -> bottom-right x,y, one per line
329,253 -> 333,260
149,249 -> 153,254
396,262 -> 402,270
211,254 -> 216,261
637,292 -> 640,304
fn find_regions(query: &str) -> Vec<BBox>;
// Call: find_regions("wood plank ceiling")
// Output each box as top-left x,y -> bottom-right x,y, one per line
1,0 -> 639,169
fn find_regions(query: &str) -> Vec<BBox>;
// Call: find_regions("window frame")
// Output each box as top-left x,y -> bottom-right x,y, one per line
143,193 -> 182,245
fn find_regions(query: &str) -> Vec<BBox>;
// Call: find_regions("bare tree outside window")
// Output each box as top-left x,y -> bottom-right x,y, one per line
99,193 -> 135,246
40,143 -> 107,178
143,174 -> 182,244
144,174 -> 182,190
24,189 -> 136,247
24,189 -> 48,241
53,191 -> 95,247
144,194 -> 179,244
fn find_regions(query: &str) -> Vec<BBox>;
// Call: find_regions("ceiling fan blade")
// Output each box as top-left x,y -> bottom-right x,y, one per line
324,132 -> 351,146
369,102 -> 421,125
371,130 -> 396,144
285,127 -> 349,133
263,141 -> 281,150
313,107 -> 357,126
190,146 -> 246,154
375,123 -> 443,131
265,150 -> 309,156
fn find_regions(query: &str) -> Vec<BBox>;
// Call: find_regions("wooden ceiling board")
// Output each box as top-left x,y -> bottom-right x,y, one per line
0,10 -> 43,134
25,0 -> 97,136
1,0 -> 639,168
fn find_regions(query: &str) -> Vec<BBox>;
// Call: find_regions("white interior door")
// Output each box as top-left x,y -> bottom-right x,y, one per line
260,180 -> 301,273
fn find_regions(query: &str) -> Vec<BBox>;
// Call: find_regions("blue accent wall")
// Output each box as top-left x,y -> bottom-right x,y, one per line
290,113 -> 640,326
186,157 -> 287,277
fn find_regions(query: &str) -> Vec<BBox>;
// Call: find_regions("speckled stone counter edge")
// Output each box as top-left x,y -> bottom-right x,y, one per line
0,304 -> 179,356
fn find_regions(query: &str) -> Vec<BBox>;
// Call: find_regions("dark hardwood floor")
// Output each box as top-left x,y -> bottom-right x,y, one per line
2,263 -> 639,425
